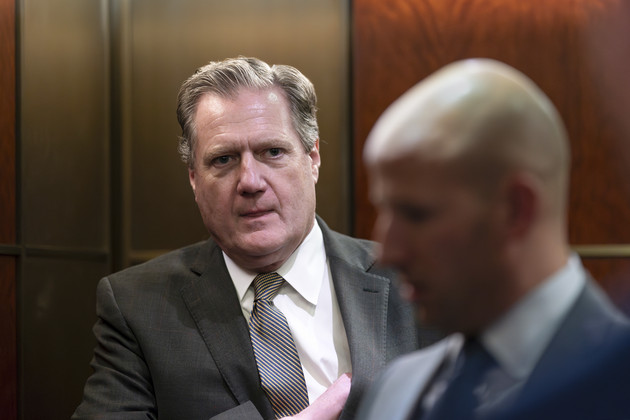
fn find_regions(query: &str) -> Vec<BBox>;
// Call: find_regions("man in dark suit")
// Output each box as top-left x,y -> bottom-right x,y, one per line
72,57 -> 418,420
355,58 -> 630,419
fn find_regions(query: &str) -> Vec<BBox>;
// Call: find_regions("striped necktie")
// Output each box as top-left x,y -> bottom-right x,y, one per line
248,272 -> 309,418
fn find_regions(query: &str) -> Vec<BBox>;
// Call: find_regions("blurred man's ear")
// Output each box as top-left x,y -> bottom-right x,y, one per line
503,173 -> 538,239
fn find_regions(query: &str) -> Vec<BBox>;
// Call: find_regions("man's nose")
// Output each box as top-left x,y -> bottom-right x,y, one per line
236,155 -> 266,195
375,214 -> 407,268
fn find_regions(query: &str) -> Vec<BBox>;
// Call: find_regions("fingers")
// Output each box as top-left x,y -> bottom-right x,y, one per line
284,373 -> 352,420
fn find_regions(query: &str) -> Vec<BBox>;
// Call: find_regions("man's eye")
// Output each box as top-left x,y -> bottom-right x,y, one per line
399,206 -> 432,223
268,148 -> 282,157
213,155 -> 232,166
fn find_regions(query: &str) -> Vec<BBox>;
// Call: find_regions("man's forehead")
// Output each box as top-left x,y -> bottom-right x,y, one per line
370,159 -> 467,212
371,151 -> 454,190
194,86 -> 291,133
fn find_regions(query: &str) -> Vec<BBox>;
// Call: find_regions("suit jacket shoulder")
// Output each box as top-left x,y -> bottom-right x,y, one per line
74,238 -> 273,420
355,277 -> 630,420
504,278 -> 630,419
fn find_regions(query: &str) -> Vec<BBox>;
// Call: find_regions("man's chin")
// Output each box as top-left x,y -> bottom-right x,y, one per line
226,240 -> 290,271
237,234 -> 285,255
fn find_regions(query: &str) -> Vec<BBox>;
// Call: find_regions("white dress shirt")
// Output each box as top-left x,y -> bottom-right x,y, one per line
224,221 -> 352,403
481,253 -> 586,380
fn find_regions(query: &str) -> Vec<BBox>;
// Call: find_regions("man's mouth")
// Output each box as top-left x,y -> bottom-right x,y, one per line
241,209 -> 273,218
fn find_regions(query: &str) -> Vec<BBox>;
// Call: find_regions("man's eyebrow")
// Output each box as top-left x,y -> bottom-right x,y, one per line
256,138 -> 294,148
204,146 -> 235,155
200,137 -> 296,160
200,145 -> 240,161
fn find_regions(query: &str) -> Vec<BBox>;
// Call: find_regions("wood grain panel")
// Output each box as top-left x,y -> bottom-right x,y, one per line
583,257 -> 630,314
0,0 -> 17,418
0,257 -> 17,420
0,0 -> 16,244
353,0 -> 630,248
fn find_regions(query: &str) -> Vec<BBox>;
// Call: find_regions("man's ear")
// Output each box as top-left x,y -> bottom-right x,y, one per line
188,168 -> 197,200
504,173 -> 538,239
310,139 -> 321,183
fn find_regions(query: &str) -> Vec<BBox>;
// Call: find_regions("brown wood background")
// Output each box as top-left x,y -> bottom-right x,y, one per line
0,0 -> 17,416
352,0 -> 630,300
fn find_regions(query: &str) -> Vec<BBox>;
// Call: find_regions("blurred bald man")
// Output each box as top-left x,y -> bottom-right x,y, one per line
355,59 -> 630,420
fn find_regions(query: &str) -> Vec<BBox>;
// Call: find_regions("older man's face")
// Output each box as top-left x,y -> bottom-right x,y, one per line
188,87 -> 320,272
370,153 -> 508,334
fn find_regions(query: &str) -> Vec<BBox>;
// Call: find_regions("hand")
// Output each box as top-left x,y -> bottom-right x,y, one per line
280,373 -> 352,420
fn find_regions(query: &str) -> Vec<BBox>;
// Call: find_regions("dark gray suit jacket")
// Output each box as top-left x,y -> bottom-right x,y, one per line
356,278 -> 630,420
73,218 -> 418,420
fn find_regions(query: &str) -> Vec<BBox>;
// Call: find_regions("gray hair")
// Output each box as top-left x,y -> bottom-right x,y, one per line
176,56 -> 319,168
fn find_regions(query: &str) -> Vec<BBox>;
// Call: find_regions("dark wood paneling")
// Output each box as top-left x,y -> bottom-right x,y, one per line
583,257 -> 630,314
353,0 -> 630,248
0,0 -> 16,417
0,257 -> 17,420
0,0 -> 15,243
20,258 -> 103,419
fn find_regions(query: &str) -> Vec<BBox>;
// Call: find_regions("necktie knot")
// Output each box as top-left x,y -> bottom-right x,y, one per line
458,337 -> 495,376
253,272 -> 285,301
420,337 -> 497,419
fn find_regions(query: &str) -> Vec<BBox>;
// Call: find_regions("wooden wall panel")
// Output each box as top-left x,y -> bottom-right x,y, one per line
583,258 -> 630,313
353,0 -> 630,248
0,0 -> 15,243
0,0 -> 17,416
352,0 -> 630,295
0,257 -> 17,420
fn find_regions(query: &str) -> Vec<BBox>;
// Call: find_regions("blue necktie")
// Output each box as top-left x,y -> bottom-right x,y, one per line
421,338 -> 497,420
248,272 -> 309,418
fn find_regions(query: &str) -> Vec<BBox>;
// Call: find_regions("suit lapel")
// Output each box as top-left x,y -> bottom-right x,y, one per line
179,240 -> 274,417
318,218 -> 392,415
331,255 -> 392,418
393,339 -> 454,420
332,259 -> 390,381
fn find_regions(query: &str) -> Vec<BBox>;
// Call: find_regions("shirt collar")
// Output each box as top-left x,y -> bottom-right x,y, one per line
481,253 -> 586,380
225,219 -> 326,306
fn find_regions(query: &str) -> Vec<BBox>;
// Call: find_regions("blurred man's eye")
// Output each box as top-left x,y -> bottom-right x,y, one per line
399,205 -> 433,223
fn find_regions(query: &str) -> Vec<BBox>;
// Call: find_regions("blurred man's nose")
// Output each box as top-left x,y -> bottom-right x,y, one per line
374,212 -> 407,268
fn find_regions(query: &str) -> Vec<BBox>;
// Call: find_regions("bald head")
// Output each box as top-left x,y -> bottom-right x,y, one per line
365,59 -> 572,333
365,59 -> 569,209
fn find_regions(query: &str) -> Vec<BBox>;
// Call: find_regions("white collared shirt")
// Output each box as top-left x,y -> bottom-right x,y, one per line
481,253 -> 586,381
224,221 -> 352,403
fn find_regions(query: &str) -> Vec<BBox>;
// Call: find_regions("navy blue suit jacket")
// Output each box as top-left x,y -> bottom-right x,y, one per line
356,278 -> 630,420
